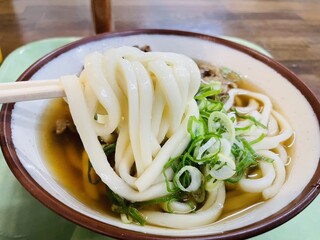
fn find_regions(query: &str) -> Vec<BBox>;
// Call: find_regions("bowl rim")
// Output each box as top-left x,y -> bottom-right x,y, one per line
1,29 -> 319,240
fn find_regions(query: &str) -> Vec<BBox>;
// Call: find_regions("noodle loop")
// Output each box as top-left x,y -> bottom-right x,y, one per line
60,47 -> 293,228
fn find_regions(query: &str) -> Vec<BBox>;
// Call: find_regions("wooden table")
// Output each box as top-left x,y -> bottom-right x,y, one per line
0,0 -> 319,99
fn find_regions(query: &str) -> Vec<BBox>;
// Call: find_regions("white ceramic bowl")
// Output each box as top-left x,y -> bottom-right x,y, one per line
1,30 -> 319,239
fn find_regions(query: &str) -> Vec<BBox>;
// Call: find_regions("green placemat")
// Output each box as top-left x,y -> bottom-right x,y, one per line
0,37 -> 319,240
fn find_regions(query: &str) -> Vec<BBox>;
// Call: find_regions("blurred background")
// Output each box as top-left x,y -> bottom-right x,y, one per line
1,0 -> 319,93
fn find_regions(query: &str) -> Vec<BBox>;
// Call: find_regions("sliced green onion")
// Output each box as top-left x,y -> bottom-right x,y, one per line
161,199 -> 196,214
196,137 -> 216,160
209,153 -> 236,180
174,166 -> 203,192
195,81 -> 222,100
188,116 -> 206,139
208,111 -> 235,143
108,190 -> 146,225
249,133 -> 266,145
234,109 -> 267,129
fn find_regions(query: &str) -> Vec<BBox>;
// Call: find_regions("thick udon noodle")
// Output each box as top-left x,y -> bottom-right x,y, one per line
60,46 -> 293,228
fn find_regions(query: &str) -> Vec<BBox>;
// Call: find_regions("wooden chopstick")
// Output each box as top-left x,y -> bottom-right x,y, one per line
0,79 -> 66,103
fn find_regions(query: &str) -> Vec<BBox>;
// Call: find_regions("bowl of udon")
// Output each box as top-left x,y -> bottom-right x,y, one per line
1,29 -> 319,239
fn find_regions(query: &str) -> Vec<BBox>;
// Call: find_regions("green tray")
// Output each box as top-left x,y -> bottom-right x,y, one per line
0,37 -> 318,240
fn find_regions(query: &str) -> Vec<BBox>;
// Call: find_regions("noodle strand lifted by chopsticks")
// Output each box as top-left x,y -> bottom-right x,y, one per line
61,46 -> 201,200
60,46 -> 293,228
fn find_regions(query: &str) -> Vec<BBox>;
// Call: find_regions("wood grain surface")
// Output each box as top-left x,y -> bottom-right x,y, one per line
0,0 -> 319,97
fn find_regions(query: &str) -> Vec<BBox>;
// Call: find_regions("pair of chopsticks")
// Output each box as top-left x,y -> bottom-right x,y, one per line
0,79 -> 66,104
